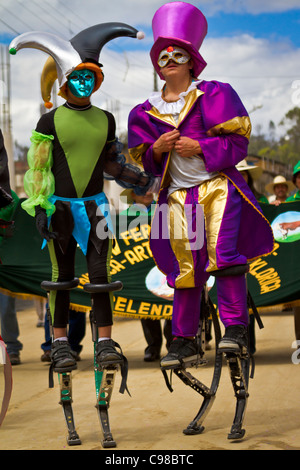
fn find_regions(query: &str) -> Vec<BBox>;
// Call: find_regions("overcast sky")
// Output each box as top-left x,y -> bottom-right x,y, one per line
0,0 -> 300,147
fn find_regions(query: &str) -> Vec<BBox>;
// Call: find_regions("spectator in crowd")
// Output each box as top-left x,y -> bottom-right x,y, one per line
265,175 -> 294,205
236,159 -> 268,204
286,161 -> 300,202
0,130 -> 22,365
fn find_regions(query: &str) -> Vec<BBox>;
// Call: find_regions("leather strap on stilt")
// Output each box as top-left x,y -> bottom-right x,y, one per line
113,341 -> 131,396
161,369 -> 174,393
49,363 -> 54,388
247,291 -> 264,329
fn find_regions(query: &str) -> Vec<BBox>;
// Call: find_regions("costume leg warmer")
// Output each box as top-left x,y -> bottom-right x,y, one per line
216,275 -> 248,328
172,286 -> 203,337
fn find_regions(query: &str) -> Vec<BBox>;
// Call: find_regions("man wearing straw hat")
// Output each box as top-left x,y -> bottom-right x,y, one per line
236,159 -> 268,204
265,175 -> 294,205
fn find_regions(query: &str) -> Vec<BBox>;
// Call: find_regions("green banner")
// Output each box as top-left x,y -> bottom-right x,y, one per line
208,201 -> 300,309
0,199 -> 299,319
248,201 -> 300,306
0,200 -> 173,318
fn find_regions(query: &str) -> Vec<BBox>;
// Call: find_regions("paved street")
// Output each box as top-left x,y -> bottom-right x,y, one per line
0,301 -> 299,451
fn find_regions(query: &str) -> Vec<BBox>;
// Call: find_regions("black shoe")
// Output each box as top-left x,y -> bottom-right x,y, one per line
218,326 -> 248,354
160,337 -> 199,368
41,350 -> 51,362
50,340 -> 77,372
95,339 -> 124,367
144,349 -> 160,362
8,353 -> 21,365
71,350 -> 81,362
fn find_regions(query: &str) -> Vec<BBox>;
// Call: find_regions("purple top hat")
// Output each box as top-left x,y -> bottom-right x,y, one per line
150,2 -> 208,79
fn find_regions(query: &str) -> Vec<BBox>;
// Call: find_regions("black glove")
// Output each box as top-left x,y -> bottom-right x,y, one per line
35,206 -> 57,242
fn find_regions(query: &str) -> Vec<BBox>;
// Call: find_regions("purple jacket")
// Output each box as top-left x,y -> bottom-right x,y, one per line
128,80 -> 274,276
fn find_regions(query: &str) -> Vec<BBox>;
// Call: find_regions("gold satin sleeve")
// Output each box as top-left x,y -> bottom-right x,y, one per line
128,143 -> 149,165
207,116 -> 251,140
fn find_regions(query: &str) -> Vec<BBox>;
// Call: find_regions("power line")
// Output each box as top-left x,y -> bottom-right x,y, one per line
15,0 -> 66,36
0,18 -> 20,35
43,0 -> 87,31
0,4 -> 33,31
31,0 -> 75,35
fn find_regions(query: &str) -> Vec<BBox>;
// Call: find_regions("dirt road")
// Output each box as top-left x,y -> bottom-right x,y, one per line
0,301 -> 299,451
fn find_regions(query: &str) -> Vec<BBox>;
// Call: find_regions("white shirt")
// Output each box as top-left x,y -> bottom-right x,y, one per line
149,81 -> 217,196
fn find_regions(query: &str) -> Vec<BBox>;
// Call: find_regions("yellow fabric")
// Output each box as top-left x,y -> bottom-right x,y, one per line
198,175 -> 229,271
167,176 -> 229,288
168,189 -> 196,288
128,143 -> 148,166
207,116 -> 251,141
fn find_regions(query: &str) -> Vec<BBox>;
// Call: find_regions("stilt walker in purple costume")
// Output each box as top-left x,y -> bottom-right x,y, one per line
128,2 -> 274,368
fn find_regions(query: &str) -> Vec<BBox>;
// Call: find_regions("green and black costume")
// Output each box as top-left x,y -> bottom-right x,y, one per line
22,102 -> 150,328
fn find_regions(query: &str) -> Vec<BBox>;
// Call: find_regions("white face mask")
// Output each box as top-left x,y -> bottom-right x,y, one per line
158,46 -> 191,68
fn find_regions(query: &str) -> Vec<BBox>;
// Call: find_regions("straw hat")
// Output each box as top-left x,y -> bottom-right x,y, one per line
265,175 -> 294,194
236,159 -> 263,180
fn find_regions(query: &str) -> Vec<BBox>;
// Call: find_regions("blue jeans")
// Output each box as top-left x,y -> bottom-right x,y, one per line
0,293 -> 23,355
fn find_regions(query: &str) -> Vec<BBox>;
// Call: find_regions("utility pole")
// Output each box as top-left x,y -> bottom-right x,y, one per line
0,45 -> 15,189
153,68 -> 158,92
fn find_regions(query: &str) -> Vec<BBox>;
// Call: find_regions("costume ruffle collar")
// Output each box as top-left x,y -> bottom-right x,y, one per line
149,80 -> 202,115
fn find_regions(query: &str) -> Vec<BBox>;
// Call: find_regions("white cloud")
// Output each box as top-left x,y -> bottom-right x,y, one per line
200,34 -> 300,136
2,0 -> 300,39
8,32 -> 299,148
187,0 -> 300,15
2,1 -> 300,148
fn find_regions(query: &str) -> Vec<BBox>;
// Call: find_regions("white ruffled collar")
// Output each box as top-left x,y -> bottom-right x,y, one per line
148,80 -> 202,115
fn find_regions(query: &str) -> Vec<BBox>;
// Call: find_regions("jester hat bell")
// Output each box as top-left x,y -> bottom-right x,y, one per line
9,23 -> 144,108
150,2 -> 208,79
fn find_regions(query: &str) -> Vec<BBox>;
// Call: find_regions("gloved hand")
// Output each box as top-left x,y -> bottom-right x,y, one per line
134,173 -> 157,196
0,219 -> 14,238
35,206 -> 57,242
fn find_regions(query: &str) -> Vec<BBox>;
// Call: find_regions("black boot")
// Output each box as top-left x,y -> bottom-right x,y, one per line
160,337 -> 199,368
218,325 -> 248,354
95,339 -> 125,367
50,340 -> 77,372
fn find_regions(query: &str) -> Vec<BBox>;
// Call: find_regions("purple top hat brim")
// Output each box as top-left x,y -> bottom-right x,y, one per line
150,37 -> 207,79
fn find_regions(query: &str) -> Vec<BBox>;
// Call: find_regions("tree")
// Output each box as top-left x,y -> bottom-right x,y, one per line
14,141 -> 29,162
279,107 -> 300,162
248,108 -> 300,167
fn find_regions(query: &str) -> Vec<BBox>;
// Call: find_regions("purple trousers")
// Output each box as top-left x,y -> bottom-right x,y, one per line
167,180 -> 249,337
172,275 -> 248,337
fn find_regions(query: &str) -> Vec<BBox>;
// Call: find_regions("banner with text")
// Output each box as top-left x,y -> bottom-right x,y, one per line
0,199 -> 299,319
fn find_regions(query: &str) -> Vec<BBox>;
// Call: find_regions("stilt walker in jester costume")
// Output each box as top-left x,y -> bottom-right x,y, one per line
128,2 -> 275,438
9,22 -> 152,446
